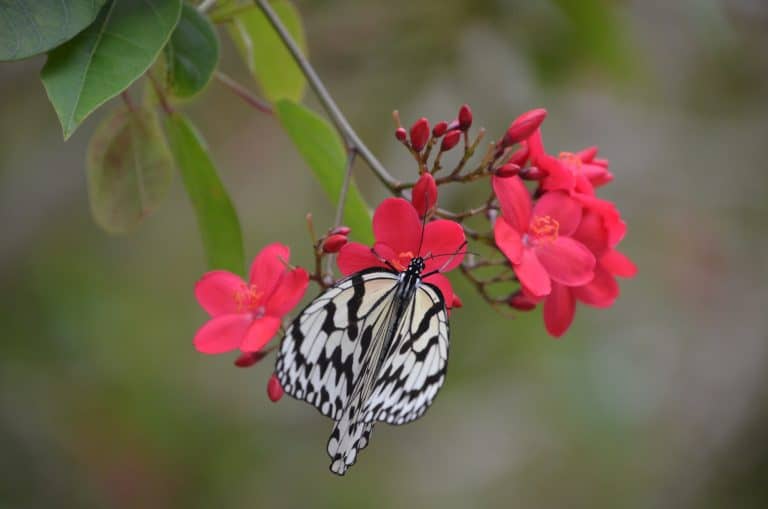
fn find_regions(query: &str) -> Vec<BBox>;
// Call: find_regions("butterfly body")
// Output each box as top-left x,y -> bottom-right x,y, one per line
275,257 -> 450,475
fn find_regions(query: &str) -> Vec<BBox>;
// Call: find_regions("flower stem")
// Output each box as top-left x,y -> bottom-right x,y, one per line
214,71 -> 273,115
254,0 -> 402,193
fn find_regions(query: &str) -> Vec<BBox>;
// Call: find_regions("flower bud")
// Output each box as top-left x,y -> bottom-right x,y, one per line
495,163 -> 520,178
502,108 -> 547,147
395,127 -> 407,142
452,295 -> 463,308
409,117 -> 430,152
519,166 -> 546,181
508,291 -> 537,311
432,121 -> 448,138
234,350 -> 267,368
412,173 -> 438,217
577,145 -> 598,163
329,225 -> 351,236
446,120 -> 460,132
458,104 -> 473,130
322,234 -> 348,253
440,130 -> 462,152
267,373 -> 284,402
507,144 -> 529,166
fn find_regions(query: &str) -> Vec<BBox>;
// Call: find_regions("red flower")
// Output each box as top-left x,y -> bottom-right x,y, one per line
527,129 -> 613,194
193,243 -> 309,354
337,198 -> 466,306
541,250 -> 637,337
492,176 -> 595,297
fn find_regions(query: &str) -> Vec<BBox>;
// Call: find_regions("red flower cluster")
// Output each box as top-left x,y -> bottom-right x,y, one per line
337,197 -> 465,308
193,243 -> 309,355
493,112 -> 636,336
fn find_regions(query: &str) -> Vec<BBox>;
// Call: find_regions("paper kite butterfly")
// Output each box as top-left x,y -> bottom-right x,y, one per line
275,244 -> 460,475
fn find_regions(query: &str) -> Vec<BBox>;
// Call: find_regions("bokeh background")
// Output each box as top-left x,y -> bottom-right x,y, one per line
2,0 -> 768,507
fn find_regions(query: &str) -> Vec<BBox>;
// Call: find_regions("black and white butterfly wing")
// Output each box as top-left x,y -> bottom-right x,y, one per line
276,268 -> 450,475
363,282 -> 449,425
275,269 -> 400,420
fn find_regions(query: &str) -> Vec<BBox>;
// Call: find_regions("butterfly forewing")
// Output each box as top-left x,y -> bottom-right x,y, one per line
363,282 -> 449,425
275,269 -> 400,420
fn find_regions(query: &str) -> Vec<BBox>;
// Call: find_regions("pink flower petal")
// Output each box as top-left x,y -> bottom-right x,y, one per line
266,268 -> 309,317
573,266 -> 618,308
241,315 -> 283,352
515,249 -> 551,297
543,283 -> 576,338
194,270 -> 245,317
248,243 -> 290,297
600,250 -> 637,278
573,209 -> 609,257
423,273 -> 454,308
535,237 -> 595,286
373,198 -> 421,255
532,191 -> 582,237
337,242 -> 387,275
492,175 -> 531,232
422,219 -> 466,273
494,217 -> 523,264
575,194 -> 626,247
194,314 -> 252,354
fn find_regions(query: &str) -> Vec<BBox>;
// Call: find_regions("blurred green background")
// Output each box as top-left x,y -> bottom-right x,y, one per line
2,0 -> 768,507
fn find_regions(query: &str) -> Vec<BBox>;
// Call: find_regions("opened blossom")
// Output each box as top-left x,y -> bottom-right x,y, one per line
337,197 -> 466,307
527,129 -> 613,195
493,175 -> 595,297
194,243 -> 309,354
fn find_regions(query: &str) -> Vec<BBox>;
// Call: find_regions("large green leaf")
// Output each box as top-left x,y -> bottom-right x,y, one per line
165,3 -> 219,98
164,113 -> 244,274
228,0 -> 306,102
41,0 -> 182,139
87,105 -> 173,233
0,0 -> 108,61
275,99 -> 373,244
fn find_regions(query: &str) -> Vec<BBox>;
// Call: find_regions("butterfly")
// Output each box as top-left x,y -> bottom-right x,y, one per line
274,239 -> 464,475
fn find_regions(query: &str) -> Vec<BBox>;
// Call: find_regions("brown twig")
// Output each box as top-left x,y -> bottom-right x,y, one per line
214,71 -> 273,115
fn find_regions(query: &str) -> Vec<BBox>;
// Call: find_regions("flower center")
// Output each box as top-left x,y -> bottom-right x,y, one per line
391,251 -> 415,272
559,151 -> 582,176
234,284 -> 265,314
528,215 -> 559,245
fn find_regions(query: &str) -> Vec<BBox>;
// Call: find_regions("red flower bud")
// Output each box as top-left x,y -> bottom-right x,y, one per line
502,108 -> 547,147
329,225 -> 351,236
577,145 -> 598,163
507,144 -> 529,166
458,104 -> 473,130
267,373 -> 284,402
495,163 -> 520,178
432,121 -> 448,137
395,127 -> 407,142
519,166 -> 546,181
322,234 -> 348,253
409,117 -> 430,152
452,294 -> 463,308
234,350 -> 267,368
508,291 -> 537,311
446,120 -> 460,132
440,130 -> 462,151
412,173 -> 438,217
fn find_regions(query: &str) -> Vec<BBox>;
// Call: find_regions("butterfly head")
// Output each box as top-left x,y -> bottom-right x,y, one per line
406,256 -> 425,276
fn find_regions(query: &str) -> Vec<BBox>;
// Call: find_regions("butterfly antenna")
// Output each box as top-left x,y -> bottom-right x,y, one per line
416,189 -> 428,256
422,240 -> 468,278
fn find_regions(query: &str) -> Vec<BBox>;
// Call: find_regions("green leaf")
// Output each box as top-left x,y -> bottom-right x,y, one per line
164,113 -> 244,274
228,0 -> 306,103
0,0 -> 108,61
41,0 -> 182,139
275,99 -> 373,244
86,105 -> 174,234
165,3 -> 219,98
